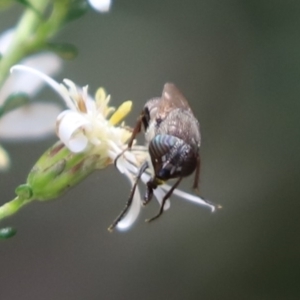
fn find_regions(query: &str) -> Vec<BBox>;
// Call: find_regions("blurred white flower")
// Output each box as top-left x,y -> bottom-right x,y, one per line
10,65 -> 216,231
0,28 -> 63,170
88,0 -> 111,12
0,145 -> 9,171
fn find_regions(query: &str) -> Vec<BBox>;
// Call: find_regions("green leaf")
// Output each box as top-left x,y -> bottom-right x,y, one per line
46,43 -> 78,60
14,0 -> 43,18
64,0 -> 88,23
0,93 -> 30,118
15,184 -> 33,200
0,0 -> 13,11
0,227 -> 17,239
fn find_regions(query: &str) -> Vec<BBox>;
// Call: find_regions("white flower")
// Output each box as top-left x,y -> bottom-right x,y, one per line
10,64 -> 132,164
88,0 -> 111,12
10,65 -> 217,231
0,29 -> 62,170
0,146 -> 9,171
56,80 -> 132,156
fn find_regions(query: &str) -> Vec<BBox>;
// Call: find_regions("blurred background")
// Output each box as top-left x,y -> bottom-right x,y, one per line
1,1 -> 300,299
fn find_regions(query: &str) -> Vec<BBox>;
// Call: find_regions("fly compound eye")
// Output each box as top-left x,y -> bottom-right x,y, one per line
149,135 -> 197,180
180,152 -> 197,177
148,134 -> 177,161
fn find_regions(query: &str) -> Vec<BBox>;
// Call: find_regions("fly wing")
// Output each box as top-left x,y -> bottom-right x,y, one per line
156,83 -> 193,120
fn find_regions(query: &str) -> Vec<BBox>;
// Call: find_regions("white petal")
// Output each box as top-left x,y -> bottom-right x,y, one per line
0,102 -> 61,140
153,186 -> 171,211
140,172 -> 171,210
114,155 -> 127,174
123,150 -> 139,165
161,185 -> 216,212
118,156 -> 137,174
57,110 -> 90,152
112,157 -> 142,230
109,143 -> 139,175
117,168 -> 141,230
62,79 -> 95,112
0,28 -> 14,55
0,53 -> 62,105
89,0 -> 111,12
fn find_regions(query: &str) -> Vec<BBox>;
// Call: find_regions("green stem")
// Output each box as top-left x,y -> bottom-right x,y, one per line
0,0 -> 50,85
0,196 -> 33,221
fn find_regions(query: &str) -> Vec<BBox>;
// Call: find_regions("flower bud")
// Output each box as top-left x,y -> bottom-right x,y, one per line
26,141 -> 99,200
0,141 -> 100,237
